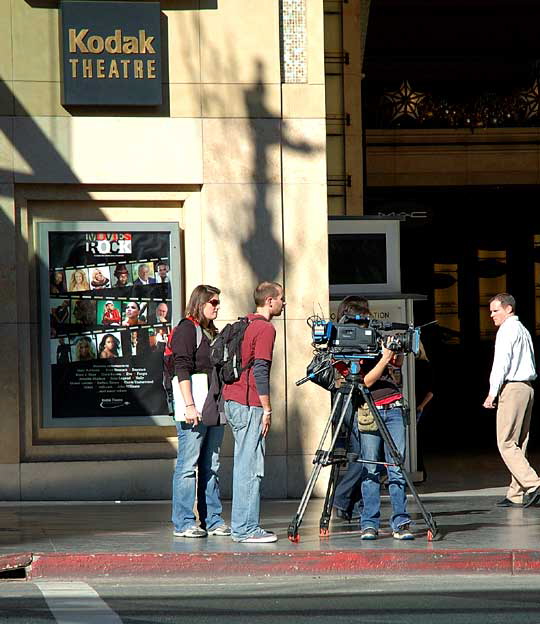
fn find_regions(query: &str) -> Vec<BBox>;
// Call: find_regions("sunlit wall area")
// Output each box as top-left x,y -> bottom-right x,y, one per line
0,0 -> 329,500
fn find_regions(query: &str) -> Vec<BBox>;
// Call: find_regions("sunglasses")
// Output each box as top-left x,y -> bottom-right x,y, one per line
207,299 -> 220,306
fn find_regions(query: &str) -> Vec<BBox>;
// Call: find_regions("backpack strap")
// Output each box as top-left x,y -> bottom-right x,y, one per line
239,317 -> 254,373
164,318 -> 202,357
195,324 -> 203,349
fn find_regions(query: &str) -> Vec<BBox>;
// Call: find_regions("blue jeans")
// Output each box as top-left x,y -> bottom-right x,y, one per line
225,400 -> 266,541
172,421 -> 225,532
360,407 -> 410,531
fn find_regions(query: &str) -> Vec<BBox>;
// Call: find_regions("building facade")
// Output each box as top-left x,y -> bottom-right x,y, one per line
361,0 -> 540,452
0,0 -> 332,499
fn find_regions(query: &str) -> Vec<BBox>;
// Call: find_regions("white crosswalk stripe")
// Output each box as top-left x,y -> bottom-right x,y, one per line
36,581 -> 123,624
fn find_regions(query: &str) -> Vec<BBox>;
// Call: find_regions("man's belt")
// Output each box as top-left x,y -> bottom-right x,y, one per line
376,400 -> 403,410
503,380 -> 534,387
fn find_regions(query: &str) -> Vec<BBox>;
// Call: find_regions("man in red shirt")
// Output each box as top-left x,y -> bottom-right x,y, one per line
223,281 -> 285,543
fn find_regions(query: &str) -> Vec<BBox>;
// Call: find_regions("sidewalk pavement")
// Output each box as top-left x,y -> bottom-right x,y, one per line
3,452 -> 540,579
3,488 -> 540,579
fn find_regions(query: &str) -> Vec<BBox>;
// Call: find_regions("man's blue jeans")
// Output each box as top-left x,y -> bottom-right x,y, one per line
171,421 -> 225,532
225,400 -> 265,541
360,407 -> 410,531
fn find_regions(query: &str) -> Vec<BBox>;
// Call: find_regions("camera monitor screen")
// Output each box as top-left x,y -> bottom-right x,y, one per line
329,234 -> 387,285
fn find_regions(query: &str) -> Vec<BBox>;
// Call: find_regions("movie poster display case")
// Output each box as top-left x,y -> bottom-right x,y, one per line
38,222 -> 180,428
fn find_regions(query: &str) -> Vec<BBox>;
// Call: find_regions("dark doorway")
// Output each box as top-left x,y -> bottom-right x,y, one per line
366,186 -> 540,453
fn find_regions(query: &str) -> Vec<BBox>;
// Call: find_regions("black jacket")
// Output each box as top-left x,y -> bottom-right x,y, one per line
171,318 -> 223,426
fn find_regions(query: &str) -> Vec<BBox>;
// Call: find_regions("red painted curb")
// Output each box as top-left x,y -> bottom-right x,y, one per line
25,549 -> 540,579
0,553 -> 32,573
512,550 -> 540,574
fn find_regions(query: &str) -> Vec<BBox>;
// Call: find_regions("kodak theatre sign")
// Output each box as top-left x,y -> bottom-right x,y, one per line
60,1 -> 162,106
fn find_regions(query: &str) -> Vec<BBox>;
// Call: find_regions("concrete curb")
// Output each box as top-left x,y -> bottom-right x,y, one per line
3,550 -> 539,579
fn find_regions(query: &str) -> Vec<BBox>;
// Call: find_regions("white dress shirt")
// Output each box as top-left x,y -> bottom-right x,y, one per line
489,315 -> 537,398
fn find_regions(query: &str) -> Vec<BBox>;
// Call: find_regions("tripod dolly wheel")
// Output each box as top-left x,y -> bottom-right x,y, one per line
426,517 -> 441,541
288,520 -> 300,543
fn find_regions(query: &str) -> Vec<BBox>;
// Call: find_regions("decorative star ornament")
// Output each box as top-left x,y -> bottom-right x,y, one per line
383,80 -> 426,122
518,79 -> 540,119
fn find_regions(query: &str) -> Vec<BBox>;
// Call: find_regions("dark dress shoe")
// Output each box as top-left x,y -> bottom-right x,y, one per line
496,498 -> 523,508
524,487 -> 540,508
334,508 -> 352,522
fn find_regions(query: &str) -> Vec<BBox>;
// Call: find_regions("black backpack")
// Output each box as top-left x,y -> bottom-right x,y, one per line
210,317 -> 253,384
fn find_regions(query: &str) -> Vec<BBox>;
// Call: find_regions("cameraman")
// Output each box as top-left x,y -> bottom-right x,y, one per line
359,330 -> 413,541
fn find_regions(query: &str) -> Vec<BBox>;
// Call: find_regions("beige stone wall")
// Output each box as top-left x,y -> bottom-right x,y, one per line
0,0 -> 329,499
0,184 -> 19,479
190,0 -> 330,498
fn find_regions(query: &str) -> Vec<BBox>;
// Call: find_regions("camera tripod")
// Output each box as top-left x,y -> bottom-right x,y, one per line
288,362 -> 440,542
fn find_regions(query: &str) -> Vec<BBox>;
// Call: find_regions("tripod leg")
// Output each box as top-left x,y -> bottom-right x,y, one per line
288,462 -> 324,542
324,386 -> 355,464
359,387 -> 440,541
319,387 -> 358,537
319,462 -> 340,537
287,390 -> 350,543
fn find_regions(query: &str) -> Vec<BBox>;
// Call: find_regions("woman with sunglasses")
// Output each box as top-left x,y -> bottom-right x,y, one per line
171,285 -> 230,539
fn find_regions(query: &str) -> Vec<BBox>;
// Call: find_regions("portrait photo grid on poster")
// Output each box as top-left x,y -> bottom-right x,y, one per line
46,230 -> 175,420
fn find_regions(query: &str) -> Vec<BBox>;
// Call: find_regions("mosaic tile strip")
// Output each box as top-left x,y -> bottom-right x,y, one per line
280,0 -> 307,83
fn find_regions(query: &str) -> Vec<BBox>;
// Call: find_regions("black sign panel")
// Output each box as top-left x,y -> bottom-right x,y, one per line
60,1 -> 162,106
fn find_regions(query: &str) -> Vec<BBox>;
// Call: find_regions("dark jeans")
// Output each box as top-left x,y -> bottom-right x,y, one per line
333,390 -> 363,516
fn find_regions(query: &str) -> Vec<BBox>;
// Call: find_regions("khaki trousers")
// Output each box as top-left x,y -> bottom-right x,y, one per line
496,382 -> 540,503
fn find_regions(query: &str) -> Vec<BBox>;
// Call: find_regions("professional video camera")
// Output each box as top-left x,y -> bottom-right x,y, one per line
310,314 -> 421,359
298,314 -> 422,392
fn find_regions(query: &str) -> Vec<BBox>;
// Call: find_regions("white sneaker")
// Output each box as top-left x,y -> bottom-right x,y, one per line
208,524 -> 232,537
238,529 -> 277,543
392,524 -> 414,541
173,526 -> 207,538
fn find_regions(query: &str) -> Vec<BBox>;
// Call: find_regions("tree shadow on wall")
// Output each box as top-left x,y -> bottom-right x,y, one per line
242,59 -> 321,284
180,8 -> 322,293
0,81 -> 82,184
173,11 -> 325,499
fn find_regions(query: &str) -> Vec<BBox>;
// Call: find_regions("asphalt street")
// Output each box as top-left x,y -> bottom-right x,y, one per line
2,575 -> 540,623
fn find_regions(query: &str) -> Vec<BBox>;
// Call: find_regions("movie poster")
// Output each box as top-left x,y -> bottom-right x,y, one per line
41,225 -> 179,425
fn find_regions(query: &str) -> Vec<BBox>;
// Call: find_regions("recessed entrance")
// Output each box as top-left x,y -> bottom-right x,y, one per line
367,185 -> 540,455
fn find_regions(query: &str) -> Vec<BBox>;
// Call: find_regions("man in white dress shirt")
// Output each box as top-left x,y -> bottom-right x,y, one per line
483,293 -> 540,508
